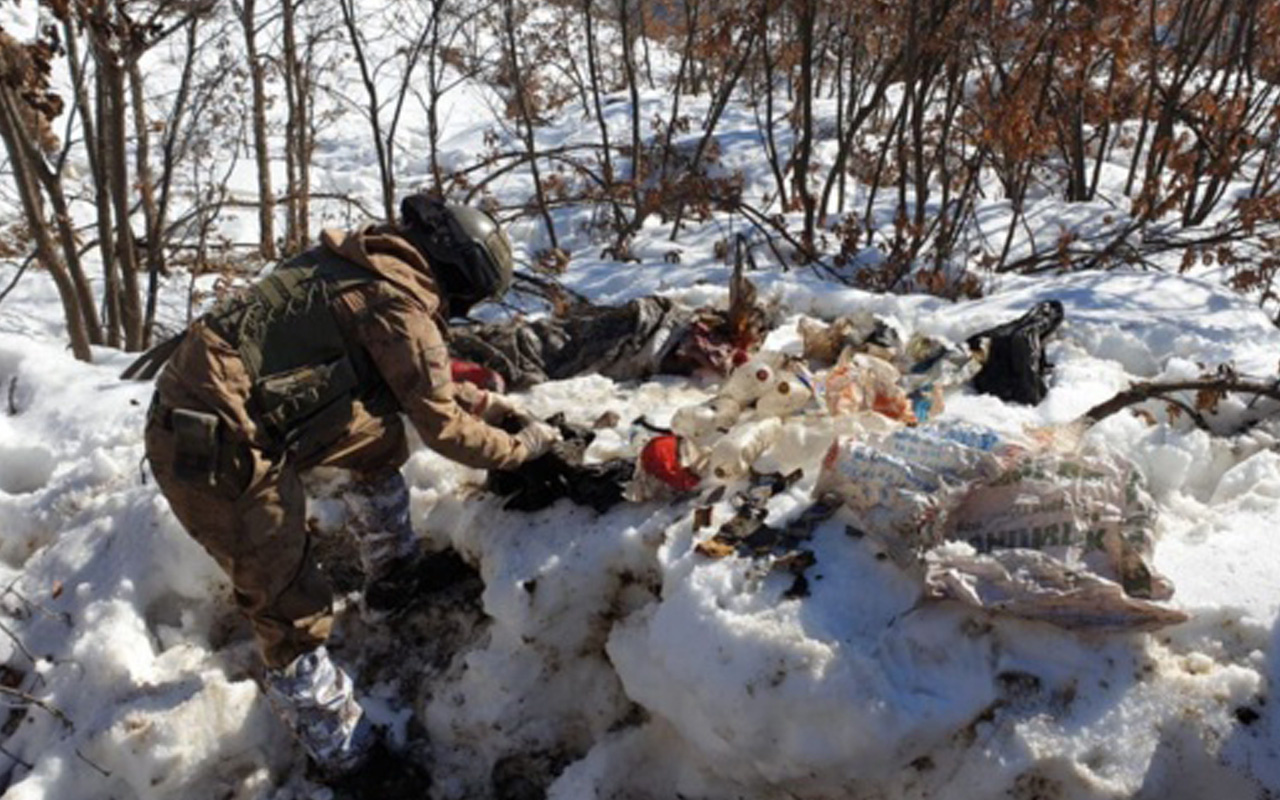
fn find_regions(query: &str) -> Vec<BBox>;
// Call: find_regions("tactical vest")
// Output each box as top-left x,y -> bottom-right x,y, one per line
203,250 -> 388,455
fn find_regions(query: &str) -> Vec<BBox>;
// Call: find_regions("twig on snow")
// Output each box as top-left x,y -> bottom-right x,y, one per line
74,748 -> 111,777
1,583 -> 71,627
0,685 -> 72,731
0,620 -> 37,666
1083,377 -> 1280,427
0,743 -> 32,770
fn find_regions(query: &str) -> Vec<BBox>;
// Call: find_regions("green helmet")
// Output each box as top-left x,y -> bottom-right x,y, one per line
400,194 -> 515,317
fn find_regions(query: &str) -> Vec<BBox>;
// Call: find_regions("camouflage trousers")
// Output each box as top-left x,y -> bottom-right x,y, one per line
145,397 -> 412,669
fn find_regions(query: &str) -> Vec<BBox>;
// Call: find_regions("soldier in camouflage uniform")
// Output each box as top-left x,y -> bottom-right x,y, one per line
142,197 -> 557,774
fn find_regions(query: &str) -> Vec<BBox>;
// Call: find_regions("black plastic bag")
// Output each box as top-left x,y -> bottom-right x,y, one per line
966,300 -> 1065,405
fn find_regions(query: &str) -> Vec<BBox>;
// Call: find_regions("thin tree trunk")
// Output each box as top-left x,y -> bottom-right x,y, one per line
297,15 -> 314,246
239,0 -> 276,259
91,41 -> 121,347
425,0 -> 445,192
34,161 -> 100,346
282,0 -> 303,252
583,0 -> 625,231
793,0 -> 817,254
0,90 -> 93,361
658,0 -> 697,182
503,0 -> 559,249
103,57 -> 144,351
128,62 -> 165,347
669,19 -> 759,239
617,0 -> 645,233
339,0 -> 394,221
158,19 -> 201,236
57,25 -> 104,345
760,21 -> 789,212
819,52 -> 898,226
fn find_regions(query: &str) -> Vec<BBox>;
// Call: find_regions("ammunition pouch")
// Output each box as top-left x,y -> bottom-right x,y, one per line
148,396 -> 256,497
253,355 -> 360,455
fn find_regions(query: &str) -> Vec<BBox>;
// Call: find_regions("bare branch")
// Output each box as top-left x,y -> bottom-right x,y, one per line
1083,377 -> 1280,426
0,685 -> 73,730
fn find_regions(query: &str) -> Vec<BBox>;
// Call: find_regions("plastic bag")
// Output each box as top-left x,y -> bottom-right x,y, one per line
823,351 -> 915,422
799,312 -> 901,365
816,421 -> 1184,630
628,434 -> 703,500
707,417 -> 784,481
814,422 -> 1013,544
942,449 -> 1169,599
923,546 -> 1188,630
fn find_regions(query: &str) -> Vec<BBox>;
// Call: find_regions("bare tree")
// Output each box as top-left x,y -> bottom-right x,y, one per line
0,32 -> 94,361
337,0 -> 437,220
234,0 -> 276,259
499,0 -> 559,250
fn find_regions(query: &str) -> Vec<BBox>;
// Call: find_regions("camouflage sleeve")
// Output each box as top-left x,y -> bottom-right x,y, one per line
339,285 -> 529,470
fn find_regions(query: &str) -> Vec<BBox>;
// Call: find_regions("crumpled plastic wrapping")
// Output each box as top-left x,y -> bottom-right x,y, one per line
824,352 -> 916,422
814,422 -> 1015,543
816,422 -> 1186,630
642,305 -> 1183,631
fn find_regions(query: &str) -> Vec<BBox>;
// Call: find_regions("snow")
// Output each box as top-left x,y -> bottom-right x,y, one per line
4,257 -> 1280,799
3,2 -> 1280,798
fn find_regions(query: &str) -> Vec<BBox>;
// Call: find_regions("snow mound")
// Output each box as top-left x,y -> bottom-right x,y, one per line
2,258 -> 1280,800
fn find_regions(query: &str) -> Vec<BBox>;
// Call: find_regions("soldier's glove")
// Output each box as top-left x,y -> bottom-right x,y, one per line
478,391 -> 525,426
514,419 -> 561,460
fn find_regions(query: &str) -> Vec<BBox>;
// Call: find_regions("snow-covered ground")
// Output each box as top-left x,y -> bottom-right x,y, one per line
3,1 -> 1280,798
4,254 -> 1280,799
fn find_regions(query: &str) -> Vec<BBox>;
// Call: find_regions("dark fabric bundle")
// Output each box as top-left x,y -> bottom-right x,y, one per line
451,298 -> 695,390
487,414 -> 634,513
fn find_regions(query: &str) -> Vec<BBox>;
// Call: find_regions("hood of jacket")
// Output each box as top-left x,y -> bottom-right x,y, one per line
321,224 -> 445,318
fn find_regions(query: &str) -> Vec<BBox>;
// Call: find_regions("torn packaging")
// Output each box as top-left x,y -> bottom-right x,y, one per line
945,451 -> 1171,598
639,434 -> 702,492
824,352 -> 916,423
798,312 -> 900,365
924,549 -> 1188,631
817,423 -> 1184,630
694,472 -> 823,598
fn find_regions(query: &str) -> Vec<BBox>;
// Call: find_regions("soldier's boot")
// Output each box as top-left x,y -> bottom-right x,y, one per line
264,645 -> 374,776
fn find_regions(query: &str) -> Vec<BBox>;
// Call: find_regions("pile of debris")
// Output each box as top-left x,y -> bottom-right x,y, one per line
484,298 -> 1187,632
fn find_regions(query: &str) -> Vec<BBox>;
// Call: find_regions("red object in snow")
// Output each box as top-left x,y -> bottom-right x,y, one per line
451,360 -> 506,393
640,434 -> 701,492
